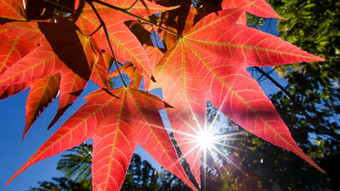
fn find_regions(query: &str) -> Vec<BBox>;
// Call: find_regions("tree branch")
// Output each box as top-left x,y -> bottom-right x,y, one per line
254,67 -> 321,129
87,0 -> 127,87
92,0 -> 182,38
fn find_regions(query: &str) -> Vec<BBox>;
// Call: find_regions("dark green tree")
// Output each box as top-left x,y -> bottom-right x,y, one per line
266,0 -> 339,189
30,177 -> 90,191
30,143 -> 163,191
228,0 -> 340,189
30,143 -> 92,191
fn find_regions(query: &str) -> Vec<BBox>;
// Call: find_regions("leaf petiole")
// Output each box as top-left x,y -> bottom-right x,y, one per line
86,0 -> 128,87
42,0 -> 76,13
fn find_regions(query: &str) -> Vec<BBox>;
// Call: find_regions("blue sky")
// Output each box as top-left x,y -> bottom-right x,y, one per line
0,19 -> 281,191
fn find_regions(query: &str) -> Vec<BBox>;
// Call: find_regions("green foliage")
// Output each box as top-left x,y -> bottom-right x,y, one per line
56,143 -> 92,189
265,0 -> 339,189
30,177 -> 90,191
268,0 -> 339,134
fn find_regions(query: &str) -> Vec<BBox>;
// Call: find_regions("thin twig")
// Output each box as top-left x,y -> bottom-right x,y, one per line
92,0 -> 182,38
126,0 -> 139,11
86,0 -> 127,87
88,24 -> 102,37
254,67 -> 320,129
43,0 -> 75,12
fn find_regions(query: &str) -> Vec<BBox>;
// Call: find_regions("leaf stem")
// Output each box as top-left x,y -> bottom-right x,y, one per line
43,0 -> 76,12
126,0 -> 139,11
88,24 -> 102,38
86,0 -> 127,87
92,0 -> 182,38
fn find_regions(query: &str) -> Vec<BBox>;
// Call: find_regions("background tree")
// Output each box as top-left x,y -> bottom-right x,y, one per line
266,0 -> 339,189
30,144 -> 165,191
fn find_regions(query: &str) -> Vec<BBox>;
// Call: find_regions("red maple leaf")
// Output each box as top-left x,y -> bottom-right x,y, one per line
6,87 -> 197,191
149,6 -> 325,185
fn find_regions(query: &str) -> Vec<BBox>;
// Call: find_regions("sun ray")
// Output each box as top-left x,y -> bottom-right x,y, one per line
161,98 -> 255,189
210,144 -> 245,173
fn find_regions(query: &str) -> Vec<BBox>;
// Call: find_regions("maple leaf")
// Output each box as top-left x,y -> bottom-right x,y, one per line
149,7 -> 325,185
109,47 -> 164,89
1,75 -> 60,139
6,87 -> 197,191
0,24 -> 56,138
0,16 -> 98,132
0,0 -> 178,135
74,0 -> 179,87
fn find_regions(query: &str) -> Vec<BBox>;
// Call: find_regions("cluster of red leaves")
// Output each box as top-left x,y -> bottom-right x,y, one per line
0,0 -> 325,190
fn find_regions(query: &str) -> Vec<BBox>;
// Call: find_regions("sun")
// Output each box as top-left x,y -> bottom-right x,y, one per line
196,128 -> 215,151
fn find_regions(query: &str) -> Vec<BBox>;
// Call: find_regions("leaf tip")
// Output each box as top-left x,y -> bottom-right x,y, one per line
21,125 -> 30,140
164,101 -> 173,108
309,55 -> 325,63
317,56 -> 325,62
4,174 -> 16,186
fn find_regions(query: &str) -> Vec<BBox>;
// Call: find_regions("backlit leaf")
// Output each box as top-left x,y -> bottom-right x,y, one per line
23,74 -> 60,139
150,7 -> 325,185
1,17 -> 98,130
7,87 -> 196,191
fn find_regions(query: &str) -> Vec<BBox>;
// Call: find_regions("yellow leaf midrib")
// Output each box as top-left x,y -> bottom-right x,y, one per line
28,77 -> 55,127
127,88 -> 191,186
186,38 -> 320,60
0,48 -> 57,84
0,35 -> 19,73
103,88 -> 127,190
